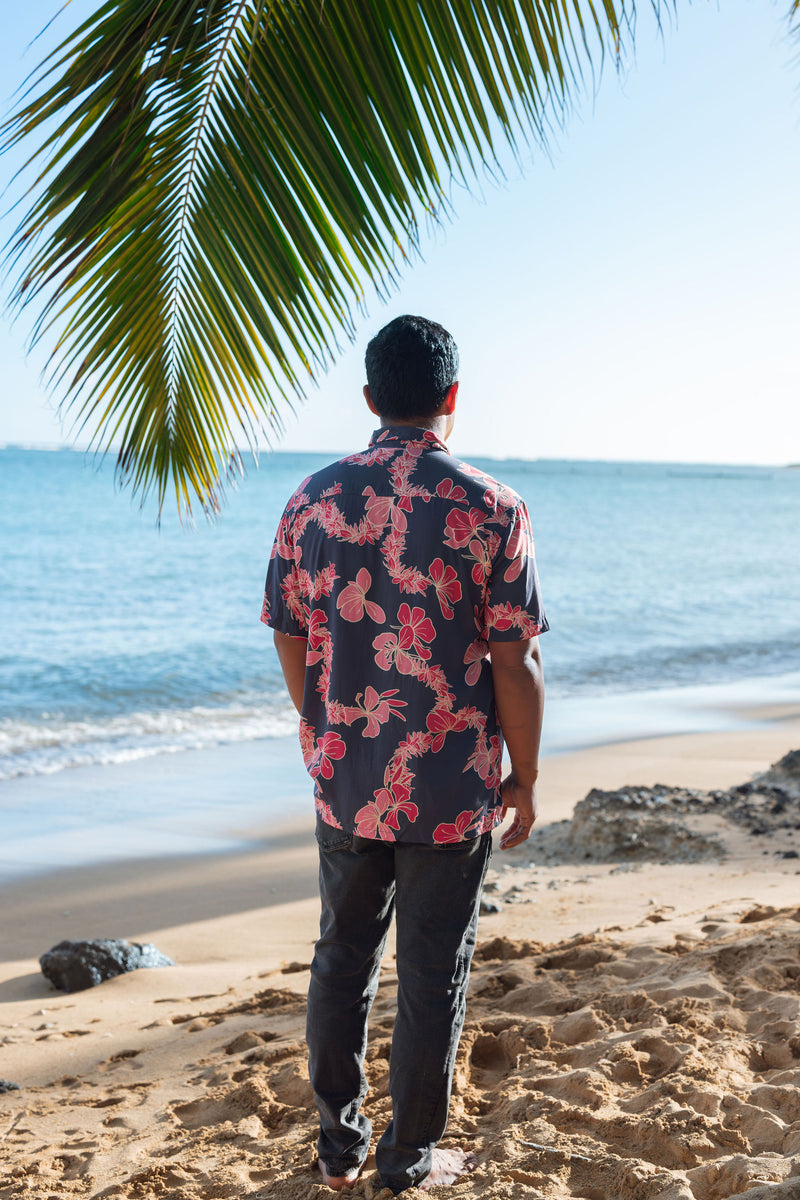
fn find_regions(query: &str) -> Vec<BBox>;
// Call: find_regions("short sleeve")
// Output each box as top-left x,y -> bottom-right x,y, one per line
482,501 -> 549,641
261,507 -> 308,637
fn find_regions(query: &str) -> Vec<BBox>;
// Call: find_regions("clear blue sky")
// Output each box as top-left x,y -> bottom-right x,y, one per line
2,0 -> 799,465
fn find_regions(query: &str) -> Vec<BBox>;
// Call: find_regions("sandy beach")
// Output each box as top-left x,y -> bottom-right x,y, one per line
2,711 -> 800,1199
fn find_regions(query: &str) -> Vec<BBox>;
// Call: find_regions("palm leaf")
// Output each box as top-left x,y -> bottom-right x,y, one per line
4,0 -> 632,516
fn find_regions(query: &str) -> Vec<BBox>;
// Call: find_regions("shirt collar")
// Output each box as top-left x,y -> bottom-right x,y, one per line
368,426 -> 450,454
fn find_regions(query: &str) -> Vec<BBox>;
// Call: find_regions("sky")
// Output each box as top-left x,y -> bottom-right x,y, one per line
1,0 -> 799,466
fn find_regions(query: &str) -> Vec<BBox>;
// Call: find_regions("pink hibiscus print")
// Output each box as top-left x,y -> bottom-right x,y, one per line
397,604 -> 435,658
373,631 -> 401,672
465,734 -> 501,784
463,638 -> 487,686
426,708 -> 470,753
375,606 -> 435,674
428,558 -> 462,619
273,524 -> 294,560
307,731 -> 346,780
364,486 -> 409,533
436,478 -> 467,503
443,507 -> 486,550
304,608 -> 329,665
354,686 -> 407,738
362,485 -> 393,528
432,808 -> 482,844
336,568 -> 386,623
503,513 -> 532,583
354,788 -> 419,840
486,735 -> 503,789
422,429 -> 445,446
390,504 -> 408,532
467,536 -> 492,587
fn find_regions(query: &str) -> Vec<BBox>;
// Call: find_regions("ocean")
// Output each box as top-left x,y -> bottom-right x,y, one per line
1,446 -> 799,785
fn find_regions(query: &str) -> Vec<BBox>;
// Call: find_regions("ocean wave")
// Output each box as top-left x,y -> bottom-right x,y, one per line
3,634 -> 800,781
0,701 -> 299,781
548,635 -> 800,698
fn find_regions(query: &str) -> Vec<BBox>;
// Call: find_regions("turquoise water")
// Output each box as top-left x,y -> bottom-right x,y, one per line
1,447 -> 799,781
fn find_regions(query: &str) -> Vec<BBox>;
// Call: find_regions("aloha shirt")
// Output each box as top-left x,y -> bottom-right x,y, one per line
262,426 -> 549,844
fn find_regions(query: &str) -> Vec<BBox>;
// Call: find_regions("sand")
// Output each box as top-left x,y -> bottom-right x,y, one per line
2,715 -> 800,1199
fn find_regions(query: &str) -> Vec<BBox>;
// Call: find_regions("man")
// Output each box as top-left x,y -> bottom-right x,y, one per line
262,315 -> 547,1193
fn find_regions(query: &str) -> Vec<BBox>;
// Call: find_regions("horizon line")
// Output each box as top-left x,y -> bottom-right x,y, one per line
1,441 -> 796,472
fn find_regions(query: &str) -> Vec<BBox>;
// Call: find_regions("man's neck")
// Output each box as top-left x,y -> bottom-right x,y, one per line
379,415 -> 451,441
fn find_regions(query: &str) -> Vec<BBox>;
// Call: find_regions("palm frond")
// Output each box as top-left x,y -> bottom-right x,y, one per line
3,0 -> 630,516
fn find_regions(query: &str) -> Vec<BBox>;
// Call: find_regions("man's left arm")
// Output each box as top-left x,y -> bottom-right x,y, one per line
273,630 -> 307,714
483,498 -> 549,849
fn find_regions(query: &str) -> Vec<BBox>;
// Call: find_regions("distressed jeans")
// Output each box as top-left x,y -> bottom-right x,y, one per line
306,816 -> 492,1194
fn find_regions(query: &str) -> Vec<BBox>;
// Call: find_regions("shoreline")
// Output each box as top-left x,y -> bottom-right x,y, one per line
2,710 -> 798,966
3,672 -> 799,888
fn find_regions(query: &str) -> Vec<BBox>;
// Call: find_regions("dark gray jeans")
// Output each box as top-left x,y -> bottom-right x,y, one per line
307,816 -> 492,1194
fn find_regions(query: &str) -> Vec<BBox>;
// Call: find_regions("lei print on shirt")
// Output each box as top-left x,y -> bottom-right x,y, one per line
298,563 -> 338,601
339,446 -> 396,468
266,427 -> 546,843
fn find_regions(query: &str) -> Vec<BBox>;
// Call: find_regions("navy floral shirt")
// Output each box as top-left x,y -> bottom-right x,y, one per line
262,427 -> 548,844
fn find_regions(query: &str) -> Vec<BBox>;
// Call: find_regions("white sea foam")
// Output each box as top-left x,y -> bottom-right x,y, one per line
0,702 -> 299,781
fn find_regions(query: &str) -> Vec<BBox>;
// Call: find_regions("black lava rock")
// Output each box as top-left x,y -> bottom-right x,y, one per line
480,898 -> 503,915
774,749 -> 800,776
0,1080 -> 21,1093
39,939 -> 174,993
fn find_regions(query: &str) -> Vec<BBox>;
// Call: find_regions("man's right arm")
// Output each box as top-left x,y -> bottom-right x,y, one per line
489,637 -> 544,851
273,630 -> 308,714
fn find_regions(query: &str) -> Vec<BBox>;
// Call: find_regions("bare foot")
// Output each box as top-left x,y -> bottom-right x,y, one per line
418,1147 -> 477,1190
318,1159 -> 361,1191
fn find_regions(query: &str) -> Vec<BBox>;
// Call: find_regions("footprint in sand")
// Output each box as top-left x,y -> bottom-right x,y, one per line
172,1077 -> 285,1131
224,1030 -> 277,1054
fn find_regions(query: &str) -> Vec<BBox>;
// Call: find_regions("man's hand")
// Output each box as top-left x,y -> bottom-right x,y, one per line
490,637 -> 544,851
498,773 -> 538,851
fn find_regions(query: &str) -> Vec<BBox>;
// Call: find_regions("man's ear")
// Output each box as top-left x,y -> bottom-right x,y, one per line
442,382 -> 459,415
363,384 -> 380,416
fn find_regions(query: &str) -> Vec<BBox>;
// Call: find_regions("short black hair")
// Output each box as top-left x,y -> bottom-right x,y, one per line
365,315 -> 459,421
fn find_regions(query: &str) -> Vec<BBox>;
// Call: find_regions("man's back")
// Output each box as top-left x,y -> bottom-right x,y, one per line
264,315 -> 546,1194
263,423 -> 547,842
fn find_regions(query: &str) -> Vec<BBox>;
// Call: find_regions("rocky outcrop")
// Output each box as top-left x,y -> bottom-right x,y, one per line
568,786 -> 723,864
39,939 -> 174,993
